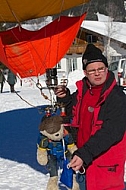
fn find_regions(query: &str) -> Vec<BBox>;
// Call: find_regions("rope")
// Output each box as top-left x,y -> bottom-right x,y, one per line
70,0 -> 91,53
62,138 -> 66,160
15,91 -> 39,108
1,70 -> 45,114
36,82 -> 51,101
0,7 -> 49,79
5,0 -> 21,25
0,1 -> 90,109
0,0 -> 89,79
1,69 -> 59,114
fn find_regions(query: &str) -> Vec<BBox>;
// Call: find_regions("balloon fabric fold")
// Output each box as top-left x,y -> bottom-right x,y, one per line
0,13 -> 86,78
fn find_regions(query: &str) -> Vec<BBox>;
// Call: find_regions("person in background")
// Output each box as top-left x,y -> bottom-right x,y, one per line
55,44 -> 126,190
0,69 -> 5,93
7,69 -> 17,93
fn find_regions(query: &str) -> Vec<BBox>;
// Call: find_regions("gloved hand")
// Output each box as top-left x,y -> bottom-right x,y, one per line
54,85 -> 67,98
37,147 -> 48,165
68,144 -> 78,154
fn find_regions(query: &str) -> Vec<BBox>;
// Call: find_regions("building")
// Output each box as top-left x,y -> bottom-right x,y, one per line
58,18 -> 126,74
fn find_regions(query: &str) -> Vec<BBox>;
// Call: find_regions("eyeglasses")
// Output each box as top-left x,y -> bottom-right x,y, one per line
86,67 -> 106,75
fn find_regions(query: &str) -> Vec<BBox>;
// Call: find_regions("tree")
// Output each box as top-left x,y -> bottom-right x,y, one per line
97,0 -> 125,22
86,0 -> 126,22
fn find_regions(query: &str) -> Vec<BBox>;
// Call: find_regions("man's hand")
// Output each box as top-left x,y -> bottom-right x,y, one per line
68,155 -> 84,172
54,85 -> 67,98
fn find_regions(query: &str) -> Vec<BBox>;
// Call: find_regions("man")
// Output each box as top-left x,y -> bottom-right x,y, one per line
0,69 -> 5,93
55,44 -> 126,190
7,69 -> 17,92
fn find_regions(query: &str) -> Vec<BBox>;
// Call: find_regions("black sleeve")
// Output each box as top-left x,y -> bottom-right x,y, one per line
73,88 -> 126,167
57,88 -> 79,143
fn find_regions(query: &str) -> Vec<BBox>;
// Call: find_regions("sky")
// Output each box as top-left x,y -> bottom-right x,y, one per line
0,70 -> 126,190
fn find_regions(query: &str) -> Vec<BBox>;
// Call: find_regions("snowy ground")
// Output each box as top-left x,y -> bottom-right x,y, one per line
0,70 -> 126,190
0,70 -> 83,190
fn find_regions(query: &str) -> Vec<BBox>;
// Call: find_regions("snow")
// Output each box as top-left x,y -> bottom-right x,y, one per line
96,12 -> 114,22
81,13 -> 126,56
0,70 -> 125,189
1,12 -> 126,189
22,16 -> 52,31
0,71 -> 83,190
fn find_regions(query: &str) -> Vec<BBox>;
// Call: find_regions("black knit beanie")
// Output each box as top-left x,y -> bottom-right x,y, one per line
82,44 -> 108,70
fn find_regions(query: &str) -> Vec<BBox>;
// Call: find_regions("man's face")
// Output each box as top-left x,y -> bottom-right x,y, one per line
84,62 -> 108,86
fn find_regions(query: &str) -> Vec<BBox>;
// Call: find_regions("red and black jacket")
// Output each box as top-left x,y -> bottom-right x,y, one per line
58,71 -> 126,189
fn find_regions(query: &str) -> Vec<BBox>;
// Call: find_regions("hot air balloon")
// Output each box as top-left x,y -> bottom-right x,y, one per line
0,0 -> 90,78
0,13 -> 86,78
0,0 -> 89,22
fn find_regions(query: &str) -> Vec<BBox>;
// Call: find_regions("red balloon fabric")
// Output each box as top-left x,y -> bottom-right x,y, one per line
0,13 -> 86,78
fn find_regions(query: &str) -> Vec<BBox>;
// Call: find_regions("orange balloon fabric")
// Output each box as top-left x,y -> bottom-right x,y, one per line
0,13 -> 86,78
0,0 -> 89,22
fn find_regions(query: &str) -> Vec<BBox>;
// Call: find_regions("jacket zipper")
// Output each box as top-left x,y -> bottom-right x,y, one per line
97,164 -> 119,172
